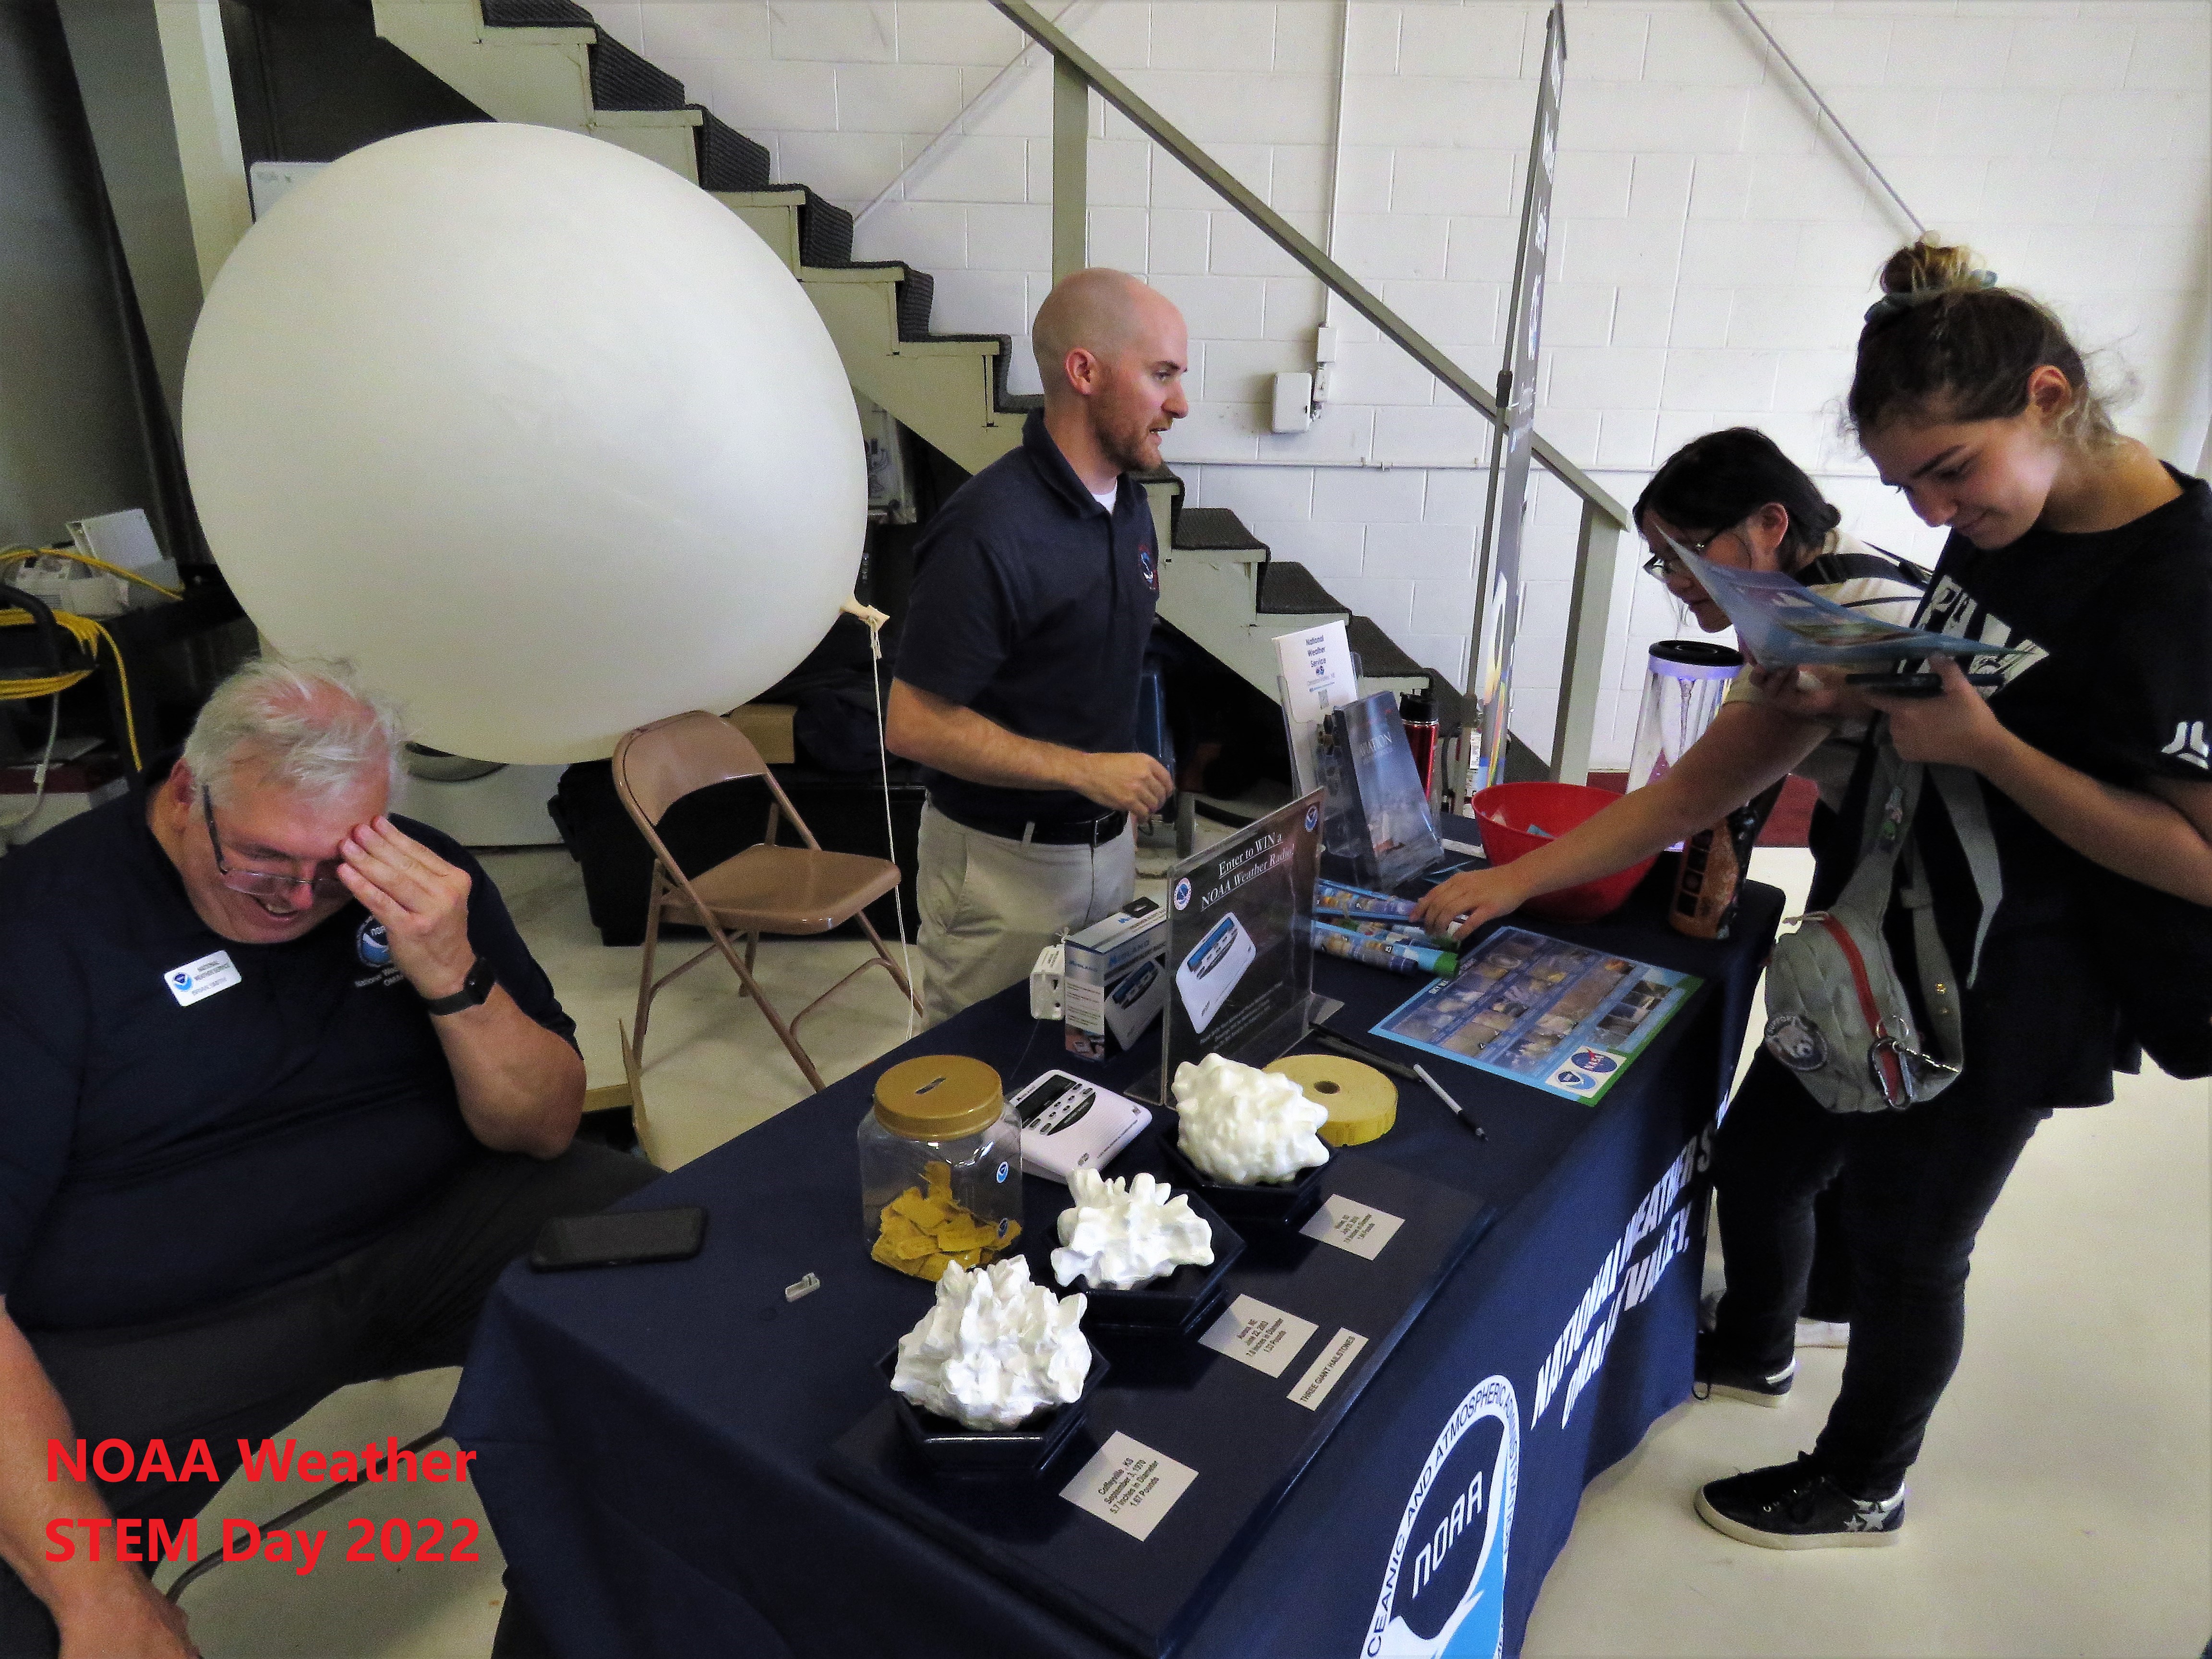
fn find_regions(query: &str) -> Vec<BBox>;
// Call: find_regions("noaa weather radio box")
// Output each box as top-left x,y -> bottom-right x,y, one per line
1063,897 -> 1168,1059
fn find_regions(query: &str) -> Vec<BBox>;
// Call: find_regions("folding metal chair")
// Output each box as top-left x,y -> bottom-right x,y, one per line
612,710 -> 920,1094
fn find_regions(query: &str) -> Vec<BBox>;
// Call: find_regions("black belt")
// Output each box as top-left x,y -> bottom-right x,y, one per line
936,802 -> 1129,847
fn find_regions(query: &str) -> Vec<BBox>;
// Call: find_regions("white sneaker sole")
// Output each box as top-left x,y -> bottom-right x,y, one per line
1700,1379 -> 1791,1408
1695,1488 -> 1903,1549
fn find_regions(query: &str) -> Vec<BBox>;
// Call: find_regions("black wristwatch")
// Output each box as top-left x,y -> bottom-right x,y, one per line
421,956 -> 496,1016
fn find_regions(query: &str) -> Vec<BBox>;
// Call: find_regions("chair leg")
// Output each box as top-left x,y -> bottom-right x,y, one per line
741,931 -> 757,998
857,914 -> 924,1016
792,952 -> 910,1033
633,882 -> 665,1059
702,922 -> 828,1094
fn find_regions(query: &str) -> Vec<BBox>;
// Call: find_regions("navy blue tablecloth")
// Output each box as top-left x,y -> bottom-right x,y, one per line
448,861 -> 1780,1658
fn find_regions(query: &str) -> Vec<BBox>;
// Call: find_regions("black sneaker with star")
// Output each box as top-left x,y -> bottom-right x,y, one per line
1695,1454 -> 1905,1550
1693,1331 -> 1796,1407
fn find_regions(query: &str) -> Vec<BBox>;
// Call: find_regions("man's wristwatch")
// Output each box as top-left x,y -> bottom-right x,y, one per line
421,956 -> 496,1016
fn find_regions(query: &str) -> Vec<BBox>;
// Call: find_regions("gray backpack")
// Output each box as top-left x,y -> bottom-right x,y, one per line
1761,739 -> 2002,1113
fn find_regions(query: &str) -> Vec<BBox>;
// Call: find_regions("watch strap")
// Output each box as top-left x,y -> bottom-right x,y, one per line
421,956 -> 496,1016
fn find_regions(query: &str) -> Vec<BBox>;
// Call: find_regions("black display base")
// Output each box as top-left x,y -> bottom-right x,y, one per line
825,1157 -> 1492,1658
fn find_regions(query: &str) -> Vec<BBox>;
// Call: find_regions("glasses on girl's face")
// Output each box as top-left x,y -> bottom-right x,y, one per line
1640,530 -> 1723,580
202,785 -> 348,899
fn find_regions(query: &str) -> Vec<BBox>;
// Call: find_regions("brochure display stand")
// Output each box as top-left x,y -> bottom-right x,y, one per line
1318,692 -> 1445,891
1154,791 -> 1325,1102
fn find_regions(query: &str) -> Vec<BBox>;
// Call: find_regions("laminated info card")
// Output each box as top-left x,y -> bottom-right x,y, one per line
1159,790 -> 1324,1100
1373,926 -> 1700,1104
1274,620 -> 1358,799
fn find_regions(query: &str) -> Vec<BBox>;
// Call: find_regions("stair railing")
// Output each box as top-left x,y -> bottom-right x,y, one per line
993,0 -> 1627,787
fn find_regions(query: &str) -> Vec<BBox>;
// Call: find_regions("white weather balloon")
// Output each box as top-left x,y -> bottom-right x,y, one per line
182,122 -> 866,763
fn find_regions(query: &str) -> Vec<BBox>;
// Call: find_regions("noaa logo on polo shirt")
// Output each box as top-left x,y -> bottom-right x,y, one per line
1365,1374 -> 1519,1658
1138,540 -> 1159,594
356,918 -> 393,967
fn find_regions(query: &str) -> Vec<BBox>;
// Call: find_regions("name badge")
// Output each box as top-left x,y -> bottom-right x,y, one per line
165,950 -> 241,1007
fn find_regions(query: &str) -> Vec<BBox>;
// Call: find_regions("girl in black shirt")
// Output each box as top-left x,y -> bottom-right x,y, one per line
1703,239 -> 2212,1547
1424,237 -> 2212,1549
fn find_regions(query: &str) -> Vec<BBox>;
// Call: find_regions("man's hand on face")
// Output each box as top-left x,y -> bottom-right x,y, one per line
1077,753 -> 1176,817
336,817 -> 476,1000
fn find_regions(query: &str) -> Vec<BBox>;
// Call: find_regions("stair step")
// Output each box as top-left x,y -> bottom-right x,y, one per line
697,110 -> 770,191
480,0 -> 593,23
799,193 -> 855,267
1256,561 -> 1344,617
1344,614 -> 1424,681
1172,506 -> 1267,556
588,30 -> 685,110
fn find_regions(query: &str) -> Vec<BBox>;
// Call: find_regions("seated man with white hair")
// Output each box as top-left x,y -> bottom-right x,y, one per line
0,659 -> 656,1658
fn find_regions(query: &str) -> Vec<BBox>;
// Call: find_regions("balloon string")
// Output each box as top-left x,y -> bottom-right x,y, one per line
859,601 -> 918,1039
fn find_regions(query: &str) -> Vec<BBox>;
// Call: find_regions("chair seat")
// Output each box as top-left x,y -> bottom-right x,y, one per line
664,843 -> 901,935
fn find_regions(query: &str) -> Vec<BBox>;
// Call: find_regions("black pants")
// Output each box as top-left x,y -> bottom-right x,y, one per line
1709,1052 -> 2049,1499
0,1141 -> 658,1657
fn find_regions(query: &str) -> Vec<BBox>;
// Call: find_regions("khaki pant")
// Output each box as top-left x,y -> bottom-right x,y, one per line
916,802 -> 1137,1027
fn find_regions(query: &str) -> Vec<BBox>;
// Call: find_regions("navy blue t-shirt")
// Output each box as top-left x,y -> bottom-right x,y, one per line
0,769 -> 575,1331
897,409 -> 1160,825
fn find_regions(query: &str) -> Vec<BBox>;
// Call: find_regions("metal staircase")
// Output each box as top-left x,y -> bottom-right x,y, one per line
369,0 -> 1436,708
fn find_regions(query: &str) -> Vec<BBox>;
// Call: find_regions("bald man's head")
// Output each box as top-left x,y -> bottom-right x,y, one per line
1031,269 -> 1189,475
1034,269 -> 1155,398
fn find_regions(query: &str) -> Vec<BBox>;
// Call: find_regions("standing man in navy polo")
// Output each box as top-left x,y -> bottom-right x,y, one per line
887,268 -> 1185,1024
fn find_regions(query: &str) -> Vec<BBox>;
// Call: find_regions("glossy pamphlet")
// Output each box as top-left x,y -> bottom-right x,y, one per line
1371,927 -> 1699,1104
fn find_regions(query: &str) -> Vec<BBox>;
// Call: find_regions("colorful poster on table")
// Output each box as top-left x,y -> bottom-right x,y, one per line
1371,926 -> 1699,1105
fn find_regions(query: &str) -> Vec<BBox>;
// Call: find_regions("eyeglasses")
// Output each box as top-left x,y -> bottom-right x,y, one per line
202,785 -> 348,899
1640,530 -> 1722,580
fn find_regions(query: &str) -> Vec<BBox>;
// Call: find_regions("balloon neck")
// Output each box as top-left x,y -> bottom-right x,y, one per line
840,594 -> 889,658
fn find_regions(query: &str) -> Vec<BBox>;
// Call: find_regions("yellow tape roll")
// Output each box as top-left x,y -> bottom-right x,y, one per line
1265,1054 -> 1398,1147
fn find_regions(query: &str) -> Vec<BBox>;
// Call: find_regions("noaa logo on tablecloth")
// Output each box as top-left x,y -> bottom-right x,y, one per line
1172,877 -> 1192,911
1305,804 -> 1321,832
1363,1374 -> 1519,1658
356,918 -> 393,967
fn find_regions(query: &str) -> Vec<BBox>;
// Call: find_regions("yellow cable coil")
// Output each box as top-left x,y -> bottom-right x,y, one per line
0,543 -> 183,602
0,607 -> 141,770
0,543 -> 163,771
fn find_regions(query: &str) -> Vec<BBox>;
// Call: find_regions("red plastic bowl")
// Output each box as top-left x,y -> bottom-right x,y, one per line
1470,781 -> 1654,924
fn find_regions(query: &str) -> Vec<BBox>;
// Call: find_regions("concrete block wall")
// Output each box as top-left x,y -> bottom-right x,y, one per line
592,0 -> 2211,769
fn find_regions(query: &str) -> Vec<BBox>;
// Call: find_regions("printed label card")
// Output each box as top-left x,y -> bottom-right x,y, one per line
1287,1328 -> 1369,1410
1197,1295 -> 1318,1379
1060,1432 -> 1199,1542
1299,1195 -> 1407,1261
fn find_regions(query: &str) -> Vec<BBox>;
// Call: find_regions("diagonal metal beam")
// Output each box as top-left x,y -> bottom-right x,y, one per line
990,0 -> 1627,531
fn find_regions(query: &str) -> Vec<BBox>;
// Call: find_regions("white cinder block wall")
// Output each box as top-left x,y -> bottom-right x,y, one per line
598,0 -> 2211,769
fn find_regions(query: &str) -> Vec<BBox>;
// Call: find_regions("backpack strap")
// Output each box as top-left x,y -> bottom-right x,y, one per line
1925,763 -> 2004,987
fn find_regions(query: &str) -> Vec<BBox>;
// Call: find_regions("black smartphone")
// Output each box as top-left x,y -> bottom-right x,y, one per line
529,1206 -> 706,1271
1846,668 -> 2008,698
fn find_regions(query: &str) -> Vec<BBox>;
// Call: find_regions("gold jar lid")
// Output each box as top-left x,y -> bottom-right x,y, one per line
872,1055 -> 1005,1141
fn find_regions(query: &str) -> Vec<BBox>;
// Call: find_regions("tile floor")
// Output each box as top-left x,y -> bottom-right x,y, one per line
157,848 -> 2212,1657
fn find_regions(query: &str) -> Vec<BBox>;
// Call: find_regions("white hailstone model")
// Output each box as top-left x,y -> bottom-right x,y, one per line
890,1257 -> 1090,1431
1170,1053 -> 1333,1185
1050,1169 -> 1215,1291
